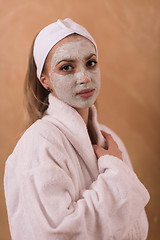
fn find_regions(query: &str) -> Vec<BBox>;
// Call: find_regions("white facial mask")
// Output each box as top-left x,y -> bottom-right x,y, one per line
49,38 -> 101,109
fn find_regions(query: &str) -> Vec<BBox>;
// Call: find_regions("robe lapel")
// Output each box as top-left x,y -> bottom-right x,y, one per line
43,94 -> 105,180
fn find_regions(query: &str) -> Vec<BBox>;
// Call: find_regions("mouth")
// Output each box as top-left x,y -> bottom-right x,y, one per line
76,89 -> 95,98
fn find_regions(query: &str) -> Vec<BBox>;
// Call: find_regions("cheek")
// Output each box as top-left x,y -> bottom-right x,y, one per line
49,73 -> 75,90
90,69 -> 101,83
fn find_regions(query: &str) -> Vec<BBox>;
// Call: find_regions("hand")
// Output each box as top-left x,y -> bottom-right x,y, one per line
93,131 -> 123,161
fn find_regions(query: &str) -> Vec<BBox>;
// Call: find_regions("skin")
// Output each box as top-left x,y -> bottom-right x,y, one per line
40,35 -> 122,160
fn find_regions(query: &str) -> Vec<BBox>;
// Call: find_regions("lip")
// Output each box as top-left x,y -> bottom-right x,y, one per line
76,89 -> 95,98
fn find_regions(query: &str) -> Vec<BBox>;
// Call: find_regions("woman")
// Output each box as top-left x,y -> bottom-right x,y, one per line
4,18 -> 150,240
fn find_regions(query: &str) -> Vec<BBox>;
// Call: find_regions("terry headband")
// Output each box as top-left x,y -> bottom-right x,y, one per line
33,18 -> 97,80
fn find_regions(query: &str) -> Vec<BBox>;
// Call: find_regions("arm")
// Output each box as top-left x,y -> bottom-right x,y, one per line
19,136 -> 149,240
93,128 -> 150,239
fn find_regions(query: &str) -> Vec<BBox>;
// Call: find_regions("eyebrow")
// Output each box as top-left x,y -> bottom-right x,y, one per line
56,53 -> 97,66
85,53 -> 97,60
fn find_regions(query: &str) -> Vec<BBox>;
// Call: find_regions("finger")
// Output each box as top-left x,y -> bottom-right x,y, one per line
93,144 -> 108,158
101,131 -> 122,157
101,130 -> 111,138
92,144 -> 99,151
93,145 -> 105,154
101,131 -> 115,147
101,131 -> 114,142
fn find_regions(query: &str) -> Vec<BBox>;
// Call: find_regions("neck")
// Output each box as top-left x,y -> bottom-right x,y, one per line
76,108 -> 89,125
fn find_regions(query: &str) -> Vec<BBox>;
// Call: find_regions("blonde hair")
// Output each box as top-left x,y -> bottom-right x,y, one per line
24,34 -> 79,127
24,39 -> 49,127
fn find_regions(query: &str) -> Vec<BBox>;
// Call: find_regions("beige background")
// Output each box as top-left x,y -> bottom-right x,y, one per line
1,0 -> 160,239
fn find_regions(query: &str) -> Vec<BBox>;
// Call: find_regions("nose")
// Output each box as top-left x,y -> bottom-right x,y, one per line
77,71 -> 91,85
80,77 -> 90,85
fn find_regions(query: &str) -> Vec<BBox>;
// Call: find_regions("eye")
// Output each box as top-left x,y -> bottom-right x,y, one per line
59,64 -> 74,72
86,60 -> 97,68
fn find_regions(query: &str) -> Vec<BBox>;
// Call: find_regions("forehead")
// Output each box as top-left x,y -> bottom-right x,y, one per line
49,35 -> 96,59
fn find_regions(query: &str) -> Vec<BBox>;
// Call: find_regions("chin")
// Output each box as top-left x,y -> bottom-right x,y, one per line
63,95 -> 97,109
72,101 -> 95,109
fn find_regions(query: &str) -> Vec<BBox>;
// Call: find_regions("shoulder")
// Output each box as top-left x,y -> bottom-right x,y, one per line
20,118 -> 62,145
6,119 -> 65,169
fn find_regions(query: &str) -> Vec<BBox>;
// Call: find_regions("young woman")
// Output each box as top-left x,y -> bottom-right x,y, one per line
4,18 -> 150,240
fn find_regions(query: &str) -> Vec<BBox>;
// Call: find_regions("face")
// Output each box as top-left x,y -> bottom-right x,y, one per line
43,35 -> 101,110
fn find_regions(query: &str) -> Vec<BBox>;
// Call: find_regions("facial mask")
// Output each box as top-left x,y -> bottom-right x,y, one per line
49,38 -> 101,109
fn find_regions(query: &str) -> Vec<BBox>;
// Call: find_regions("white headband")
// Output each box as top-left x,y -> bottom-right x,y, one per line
33,18 -> 98,80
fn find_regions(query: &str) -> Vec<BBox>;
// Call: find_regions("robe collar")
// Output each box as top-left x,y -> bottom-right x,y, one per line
43,94 -> 106,179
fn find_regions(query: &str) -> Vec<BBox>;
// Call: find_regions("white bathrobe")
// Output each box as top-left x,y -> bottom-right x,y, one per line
4,94 -> 150,240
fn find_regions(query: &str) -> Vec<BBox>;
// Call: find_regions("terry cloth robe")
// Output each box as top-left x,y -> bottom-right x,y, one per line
4,94 -> 150,240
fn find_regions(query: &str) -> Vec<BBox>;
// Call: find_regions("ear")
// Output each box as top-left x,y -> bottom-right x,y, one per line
40,74 -> 50,89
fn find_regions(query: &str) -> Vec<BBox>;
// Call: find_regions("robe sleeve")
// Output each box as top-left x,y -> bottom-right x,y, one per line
100,124 -> 150,239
